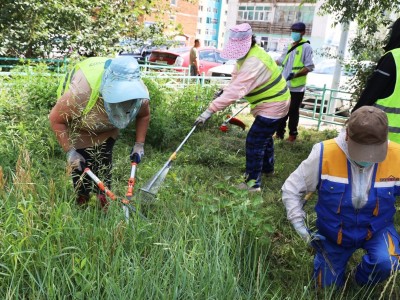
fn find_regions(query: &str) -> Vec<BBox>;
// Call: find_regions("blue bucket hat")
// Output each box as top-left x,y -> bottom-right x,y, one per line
291,22 -> 306,31
100,56 -> 149,104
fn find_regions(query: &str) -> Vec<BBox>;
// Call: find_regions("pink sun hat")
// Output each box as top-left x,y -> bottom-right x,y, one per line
221,23 -> 253,59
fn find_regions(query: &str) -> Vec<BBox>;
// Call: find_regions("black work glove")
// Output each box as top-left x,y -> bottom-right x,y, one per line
286,72 -> 295,81
213,89 -> 224,99
130,142 -> 144,163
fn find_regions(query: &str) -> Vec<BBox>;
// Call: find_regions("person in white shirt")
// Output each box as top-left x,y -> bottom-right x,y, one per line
275,22 -> 314,142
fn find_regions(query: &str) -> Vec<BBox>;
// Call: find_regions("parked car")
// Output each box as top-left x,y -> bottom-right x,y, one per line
206,60 -> 236,77
148,47 -> 228,74
302,59 -> 356,116
118,45 -> 150,64
117,38 -> 180,64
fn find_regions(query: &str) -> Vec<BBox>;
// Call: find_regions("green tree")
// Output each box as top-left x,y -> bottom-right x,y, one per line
0,0 -> 172,58
303,0 -> 400,100
317,0 -> 400,32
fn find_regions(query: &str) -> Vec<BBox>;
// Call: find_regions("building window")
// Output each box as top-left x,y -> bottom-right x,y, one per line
273,5 -> 315,24
198,17 -> 202,23
199,5 -> 203,11
170,0 -> 177,6
197,29 -> 201,34
238,5 -> 271,22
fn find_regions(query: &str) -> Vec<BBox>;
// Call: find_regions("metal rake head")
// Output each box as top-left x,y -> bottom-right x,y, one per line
138,165 -> 171,203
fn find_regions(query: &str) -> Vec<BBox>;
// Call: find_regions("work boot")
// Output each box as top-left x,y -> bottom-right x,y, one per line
76,194 -> 90,207
274,134 -> 284,140
97,194 -> 109,212
287,135 -> 296,142
236,182 -> 261,193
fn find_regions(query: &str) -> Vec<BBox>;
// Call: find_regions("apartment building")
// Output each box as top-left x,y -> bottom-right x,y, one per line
139,0 -> 336,56
234,0 -> 317,52
141,0 -> 199,46
195,0 -> 222,48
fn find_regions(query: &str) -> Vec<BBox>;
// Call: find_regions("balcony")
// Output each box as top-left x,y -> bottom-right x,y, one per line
238,21 -> 312,35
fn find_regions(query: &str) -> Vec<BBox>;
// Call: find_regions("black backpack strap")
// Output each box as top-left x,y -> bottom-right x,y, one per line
286,40 -> 310,55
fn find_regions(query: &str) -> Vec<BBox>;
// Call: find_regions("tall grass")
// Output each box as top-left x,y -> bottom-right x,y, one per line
1,66 -> 400,299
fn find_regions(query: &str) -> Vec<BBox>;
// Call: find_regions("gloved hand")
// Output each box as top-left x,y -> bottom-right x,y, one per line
286,72 -> 295,81
67,149 -> 86,172
130,142 -> 144,163
195,109 -> 213,125
310,232 -> 326,242
292,221 -> 311,243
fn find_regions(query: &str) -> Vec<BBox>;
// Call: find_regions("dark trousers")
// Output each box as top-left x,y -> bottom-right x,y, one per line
245,115 -> 282,188
276,91 -> 305,137
190,64 -> 197,76
72,138 -> 116,197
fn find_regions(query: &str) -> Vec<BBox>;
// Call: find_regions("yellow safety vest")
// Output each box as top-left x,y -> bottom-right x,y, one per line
57,57 -> 111,115
237,45 -> 289,108
282,39 -> 309,87
374,49 -> 400,143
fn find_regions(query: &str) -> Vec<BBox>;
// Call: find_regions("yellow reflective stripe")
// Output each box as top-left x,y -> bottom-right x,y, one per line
240,45 -> 289,107
388,232 -> 396,256
321,140 -> 348,178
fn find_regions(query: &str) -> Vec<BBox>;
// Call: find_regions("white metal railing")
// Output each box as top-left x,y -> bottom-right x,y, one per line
139,62 -> 231,90
301,84 -> 354,130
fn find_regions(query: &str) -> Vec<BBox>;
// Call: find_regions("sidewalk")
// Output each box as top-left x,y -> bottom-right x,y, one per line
298,116 -> 344,132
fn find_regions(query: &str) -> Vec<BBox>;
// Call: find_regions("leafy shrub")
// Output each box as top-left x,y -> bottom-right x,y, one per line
0,65 -> 61,173
133,79 -> 221,150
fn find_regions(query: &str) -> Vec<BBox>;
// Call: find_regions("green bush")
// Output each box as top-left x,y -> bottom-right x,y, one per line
131,79 -> 221,150
6,66 -> 398,299
0,66 -> 60,171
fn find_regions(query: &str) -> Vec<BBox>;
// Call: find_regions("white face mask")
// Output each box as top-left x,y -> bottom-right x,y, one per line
104,99 -> 143,129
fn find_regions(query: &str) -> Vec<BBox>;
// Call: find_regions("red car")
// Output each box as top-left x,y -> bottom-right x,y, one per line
148,47 -> 228,75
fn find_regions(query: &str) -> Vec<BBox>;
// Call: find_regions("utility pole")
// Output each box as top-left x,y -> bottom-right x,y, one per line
326,22 -> 349,119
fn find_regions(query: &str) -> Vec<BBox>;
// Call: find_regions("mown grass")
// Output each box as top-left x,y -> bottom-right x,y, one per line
1,67 -> 400,299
